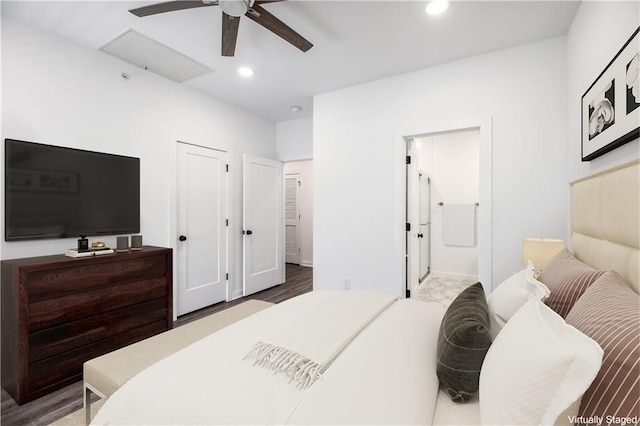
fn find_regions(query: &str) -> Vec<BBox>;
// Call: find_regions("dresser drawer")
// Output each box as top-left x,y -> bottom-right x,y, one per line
27,320 -> 168,393
29,298 -> 168,363
28,277 -> 168,332
26,255 -> 168,302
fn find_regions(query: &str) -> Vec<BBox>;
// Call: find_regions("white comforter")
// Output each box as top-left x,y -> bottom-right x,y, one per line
91,291 -> 446,425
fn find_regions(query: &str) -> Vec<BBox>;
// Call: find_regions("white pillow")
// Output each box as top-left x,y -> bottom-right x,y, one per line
487,269 -> 527,337
487,261 -> 550,338
479,298 -> 603,426
526,264 -> 550,300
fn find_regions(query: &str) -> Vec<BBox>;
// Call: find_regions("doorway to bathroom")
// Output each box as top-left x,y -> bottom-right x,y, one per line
406,128 -> 481,297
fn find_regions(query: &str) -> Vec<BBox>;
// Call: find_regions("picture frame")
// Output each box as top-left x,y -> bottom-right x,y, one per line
581,27 -> 640,161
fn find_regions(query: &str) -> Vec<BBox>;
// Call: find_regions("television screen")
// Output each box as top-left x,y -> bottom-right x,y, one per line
5,139 -> 140,241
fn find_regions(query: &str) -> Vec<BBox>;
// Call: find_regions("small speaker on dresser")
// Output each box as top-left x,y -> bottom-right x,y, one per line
116,236 -> 129,252
131,235 -> 143,250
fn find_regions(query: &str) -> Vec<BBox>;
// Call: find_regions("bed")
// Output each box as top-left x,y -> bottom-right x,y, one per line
91,160 -> 639,426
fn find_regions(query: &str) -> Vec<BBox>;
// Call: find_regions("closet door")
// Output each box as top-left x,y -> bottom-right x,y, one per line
176,143 -> 228,315
243,155 -> 285,296
285,174 -> 301,264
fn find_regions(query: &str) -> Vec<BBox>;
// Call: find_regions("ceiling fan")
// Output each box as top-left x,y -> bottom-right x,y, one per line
129,0 -> 313,57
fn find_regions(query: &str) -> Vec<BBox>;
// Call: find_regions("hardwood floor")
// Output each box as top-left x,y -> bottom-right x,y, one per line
1,264 -> 312,426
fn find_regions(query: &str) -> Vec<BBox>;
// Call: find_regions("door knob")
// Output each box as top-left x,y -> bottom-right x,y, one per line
179,235 -> 187,241
417,233 -> 424,238
244,230 -> 253,235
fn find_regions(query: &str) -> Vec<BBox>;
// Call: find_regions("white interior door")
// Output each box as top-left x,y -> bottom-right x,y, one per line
243,155 -> 284,296
177,143 -> 227,315
418,172 -> 431,282
406,139 -> 420,295
285,174 -> 301,264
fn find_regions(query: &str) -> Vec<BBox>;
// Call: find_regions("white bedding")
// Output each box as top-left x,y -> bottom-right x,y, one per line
288,298 -> 446,425
244,289 -> 397,389
92,290 -> 337,425
91,291 -> 447,425
432,390 -> 480,425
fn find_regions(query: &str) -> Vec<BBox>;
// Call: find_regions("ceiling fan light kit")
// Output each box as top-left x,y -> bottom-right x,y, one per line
129,0 -> 313,57
219,0 -> 253,17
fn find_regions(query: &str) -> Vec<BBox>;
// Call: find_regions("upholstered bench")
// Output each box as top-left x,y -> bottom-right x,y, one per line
83,299 -> 274,424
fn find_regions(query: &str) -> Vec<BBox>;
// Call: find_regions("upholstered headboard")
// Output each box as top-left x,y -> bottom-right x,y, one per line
570,159 -> 640,294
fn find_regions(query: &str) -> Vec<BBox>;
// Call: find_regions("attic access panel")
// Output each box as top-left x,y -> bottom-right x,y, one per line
101,28 -> 211,82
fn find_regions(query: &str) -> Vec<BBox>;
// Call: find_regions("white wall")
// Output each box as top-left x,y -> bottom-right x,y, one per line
415,129 -> 480,280
276,117 -> 313,161
314,37 -> 568,295
1,17 -> 277,302
567,2 -> 639,187
283,160 -> 313,267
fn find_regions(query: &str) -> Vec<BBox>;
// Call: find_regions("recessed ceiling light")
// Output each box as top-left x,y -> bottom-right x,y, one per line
238,66 -> 254,78
291,105 -> 303,113
425,0 -> 449,16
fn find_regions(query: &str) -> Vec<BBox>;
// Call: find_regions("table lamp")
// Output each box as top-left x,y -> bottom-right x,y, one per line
522,238 -> 565,269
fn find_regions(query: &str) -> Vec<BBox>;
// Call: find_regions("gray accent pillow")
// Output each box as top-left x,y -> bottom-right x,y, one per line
436,282 -> 492,403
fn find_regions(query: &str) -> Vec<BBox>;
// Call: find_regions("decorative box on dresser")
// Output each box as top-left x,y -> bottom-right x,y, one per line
1,246 -> 173,404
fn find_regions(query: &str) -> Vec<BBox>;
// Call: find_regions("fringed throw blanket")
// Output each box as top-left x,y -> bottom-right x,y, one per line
244,290 -> 397,389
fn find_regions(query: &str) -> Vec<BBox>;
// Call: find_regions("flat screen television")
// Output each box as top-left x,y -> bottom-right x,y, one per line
5,139 -> 140,241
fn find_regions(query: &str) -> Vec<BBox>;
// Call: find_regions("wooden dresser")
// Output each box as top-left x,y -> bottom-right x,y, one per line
1,246 -> 172,404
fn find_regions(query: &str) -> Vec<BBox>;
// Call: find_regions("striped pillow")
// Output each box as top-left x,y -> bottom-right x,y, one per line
538,249 -> 605,318
565,271 -> 640,425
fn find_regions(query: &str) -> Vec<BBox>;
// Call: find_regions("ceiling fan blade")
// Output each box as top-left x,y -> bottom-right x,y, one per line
221,12 -> 240,57
245,3 -> 313,52
129,1 -> 217,17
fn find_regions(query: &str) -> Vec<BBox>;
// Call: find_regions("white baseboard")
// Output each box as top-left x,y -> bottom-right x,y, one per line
230,289 -> 244,300
301,261 -> 313,268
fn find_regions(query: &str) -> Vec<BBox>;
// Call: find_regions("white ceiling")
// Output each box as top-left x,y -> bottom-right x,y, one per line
2,1 -> 580,122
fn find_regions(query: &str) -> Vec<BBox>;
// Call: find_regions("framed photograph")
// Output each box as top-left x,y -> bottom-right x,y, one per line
582,27 -> 640,161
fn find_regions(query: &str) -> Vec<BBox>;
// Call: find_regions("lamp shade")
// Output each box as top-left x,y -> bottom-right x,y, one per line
522,238 -> 565,269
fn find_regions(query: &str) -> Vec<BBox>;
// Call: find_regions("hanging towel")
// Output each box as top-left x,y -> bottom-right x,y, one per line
443,203 -> 476,247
